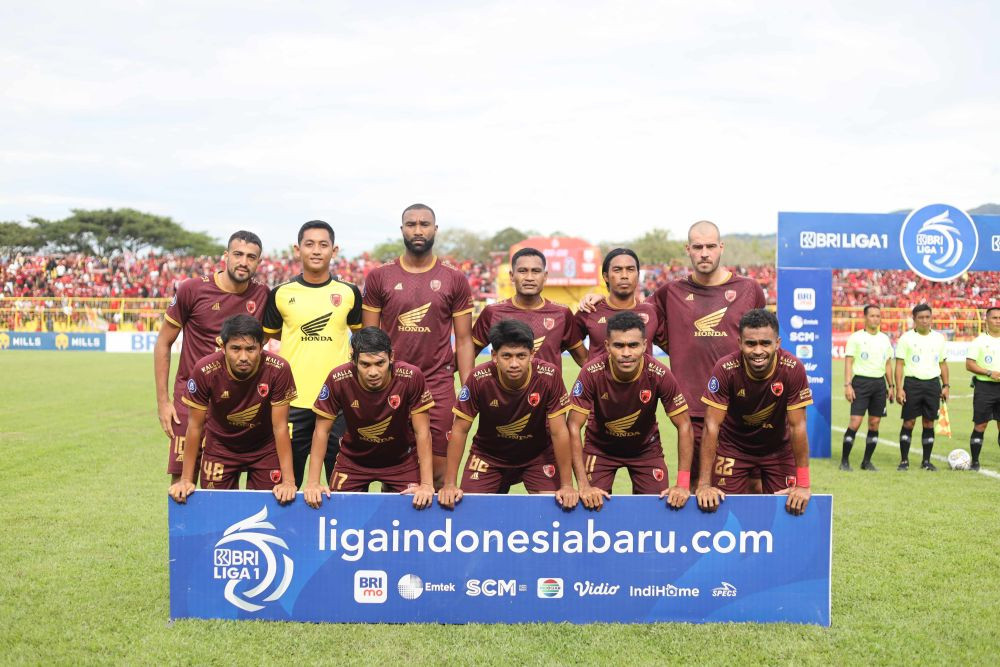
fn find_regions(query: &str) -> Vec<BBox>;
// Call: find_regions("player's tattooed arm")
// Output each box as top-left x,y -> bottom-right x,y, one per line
154,319 -> 183,437
303,416 -> 335,508
270,403 -> 297,505
405,411 -> 435,510
169,406 -> 205,503
776,408 -> 811,516
695,406 -> 726,512
438,416 -> 472,509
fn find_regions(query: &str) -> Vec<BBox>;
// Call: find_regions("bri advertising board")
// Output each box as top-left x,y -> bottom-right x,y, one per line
170,492 -> 832,626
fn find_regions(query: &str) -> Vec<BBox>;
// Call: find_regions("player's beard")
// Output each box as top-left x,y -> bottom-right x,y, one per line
226,265 -> 253,285
403,235 -> 435,256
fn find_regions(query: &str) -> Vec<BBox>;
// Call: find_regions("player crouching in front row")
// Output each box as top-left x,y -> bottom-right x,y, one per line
304,327 -> 435,509
438,319 -> 578,509
697,308 -> 813,515
169,314 -> 298,504
566,311 -> 695,511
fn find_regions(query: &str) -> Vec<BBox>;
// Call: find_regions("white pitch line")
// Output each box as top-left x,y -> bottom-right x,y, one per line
831,426 -> 1000,480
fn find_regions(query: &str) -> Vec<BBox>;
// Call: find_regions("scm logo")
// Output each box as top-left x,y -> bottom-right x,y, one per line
465,579 -> 523,597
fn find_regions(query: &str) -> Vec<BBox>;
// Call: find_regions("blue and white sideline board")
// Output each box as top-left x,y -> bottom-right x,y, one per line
170,491 -> 832,625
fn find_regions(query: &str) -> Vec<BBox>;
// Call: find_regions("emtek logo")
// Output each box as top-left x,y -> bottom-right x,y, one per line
793,288 -> 815,311
536,578 -> 563,598
355,570 -> 388,603
900,204 -> 978,282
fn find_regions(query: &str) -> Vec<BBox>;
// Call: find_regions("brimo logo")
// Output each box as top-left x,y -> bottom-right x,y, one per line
213,506 -> 293,612
900,204 -> 978,282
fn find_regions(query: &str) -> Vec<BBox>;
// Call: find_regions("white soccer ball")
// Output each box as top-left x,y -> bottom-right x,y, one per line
947,449 -> 972,471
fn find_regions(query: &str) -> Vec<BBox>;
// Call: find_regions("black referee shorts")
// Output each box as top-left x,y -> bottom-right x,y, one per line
850,376 -> 888,417
288,406 -> 345,487
972,378 -> 1000,424
901,377 -> 941,422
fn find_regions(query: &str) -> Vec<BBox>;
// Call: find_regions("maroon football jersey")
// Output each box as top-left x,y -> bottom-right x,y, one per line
312,361 -> 434,469
362,257 -> 473,381
574,300 -> 659,360
569,353 -> 688,458
653,273 -> 765,417
453,358 -> 570,466
471,298 -> 583,366
701,348 -> 813,456
182,350 -> 297,452
165,272 -> 269,397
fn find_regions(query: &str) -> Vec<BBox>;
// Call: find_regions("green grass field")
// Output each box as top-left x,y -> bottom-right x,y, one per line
2,352 -> 999,665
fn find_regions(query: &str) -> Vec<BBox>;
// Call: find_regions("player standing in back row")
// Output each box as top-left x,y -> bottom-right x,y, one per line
840,304 -> 894,471
472,247 -> 587,367
155,231 -> 270,482
362,204 -> 475,488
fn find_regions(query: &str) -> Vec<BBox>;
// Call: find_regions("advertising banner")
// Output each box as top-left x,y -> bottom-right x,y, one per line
170,492 -> 832,626
0,331 -> 105,351
509,237 -> 602,286
777,268 -> 832,458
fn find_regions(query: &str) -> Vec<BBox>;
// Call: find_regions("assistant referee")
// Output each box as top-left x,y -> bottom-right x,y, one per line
263,220 -> 362,486
841,304 -> 894,471
894,303 -> 949,472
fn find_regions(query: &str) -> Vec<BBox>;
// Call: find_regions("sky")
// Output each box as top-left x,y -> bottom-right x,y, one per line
1,1 -> 997,257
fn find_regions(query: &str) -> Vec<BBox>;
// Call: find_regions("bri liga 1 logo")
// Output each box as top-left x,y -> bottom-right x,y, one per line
899,204 -> 978,282
213,506 -> 294,612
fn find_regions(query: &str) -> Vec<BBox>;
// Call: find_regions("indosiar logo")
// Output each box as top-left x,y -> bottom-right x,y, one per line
900,204 -> 978,282
213,506 -> 294,612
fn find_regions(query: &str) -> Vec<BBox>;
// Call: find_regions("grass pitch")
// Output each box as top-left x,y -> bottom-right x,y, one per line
2,352 -> 999,664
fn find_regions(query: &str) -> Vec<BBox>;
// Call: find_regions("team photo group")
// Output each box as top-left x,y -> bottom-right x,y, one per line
164,203 -> 825,517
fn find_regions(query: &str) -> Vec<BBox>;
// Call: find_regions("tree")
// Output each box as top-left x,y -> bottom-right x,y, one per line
370,238 -> 405,263
437,229 -> 487,263
0,222 -> 43,257
485,227 -> 531,253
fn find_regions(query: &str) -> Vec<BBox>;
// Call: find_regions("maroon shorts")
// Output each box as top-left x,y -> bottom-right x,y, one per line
582,445 -> 669,495
199,439 -> 282,490
460,448 -> 560,493
712,441 -> 796,494
426,378 -> 457,457
330,454 -> 420,493
166,395 -> 205,477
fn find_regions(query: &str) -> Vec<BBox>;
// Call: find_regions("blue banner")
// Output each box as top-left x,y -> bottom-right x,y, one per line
0,331 -> 105,351
170,492 -> 832,625
777,207 -> 1000,276
777,268 -> 832,458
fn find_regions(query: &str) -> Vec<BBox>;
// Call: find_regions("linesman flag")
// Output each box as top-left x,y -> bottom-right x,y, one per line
936,401 -> 952,438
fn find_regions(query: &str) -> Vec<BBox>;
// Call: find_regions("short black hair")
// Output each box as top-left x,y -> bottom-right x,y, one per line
220,314 -> 264,345
863,304 -> 880,316
351,326 -> 393,362
511,247 -> 546,269
986,306 -> 1000,317
912,303 -> 932,317
402,203 -> 436,221
488,318 -> 535,353
228,230 -> 263,251
606,311 -> 646,338
298,220 -> 334,245
738,308 -> 779,336
601,248 -> 640,282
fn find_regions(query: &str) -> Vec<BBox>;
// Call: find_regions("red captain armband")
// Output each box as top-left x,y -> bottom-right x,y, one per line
795,467 -> 810,488
675,471 -> 691,489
